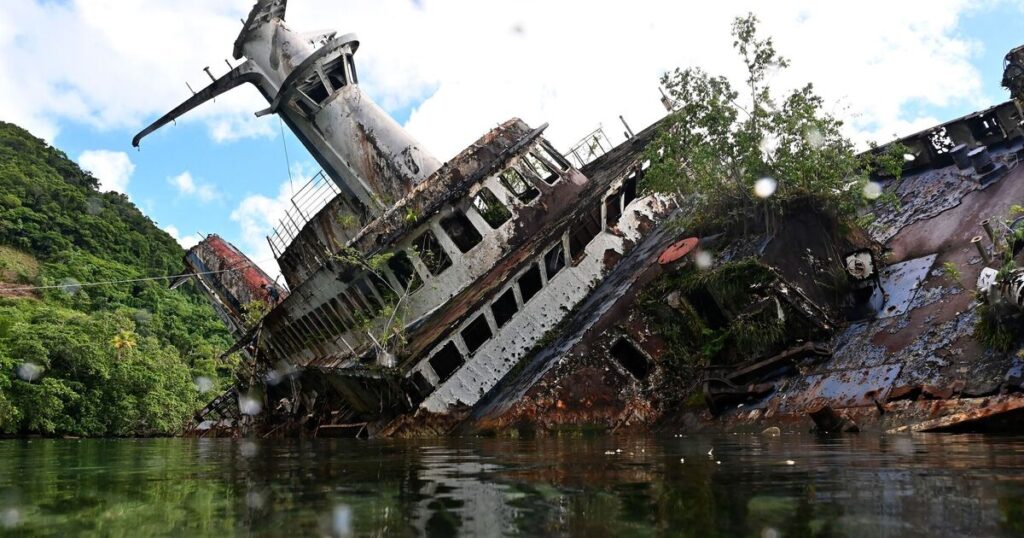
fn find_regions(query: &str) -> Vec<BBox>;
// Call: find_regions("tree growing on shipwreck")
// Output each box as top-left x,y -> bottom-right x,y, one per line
638,15 -> 906,410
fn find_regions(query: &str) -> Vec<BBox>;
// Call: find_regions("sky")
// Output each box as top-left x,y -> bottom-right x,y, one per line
0,0 -> 1022,279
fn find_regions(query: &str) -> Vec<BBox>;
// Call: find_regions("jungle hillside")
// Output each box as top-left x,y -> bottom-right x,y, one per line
0,121 -> 234,437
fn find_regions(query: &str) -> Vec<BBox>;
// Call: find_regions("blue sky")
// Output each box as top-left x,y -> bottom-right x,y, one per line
1,0 -> 1021,277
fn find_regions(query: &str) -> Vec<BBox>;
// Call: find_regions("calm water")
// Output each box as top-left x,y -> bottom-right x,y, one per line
1,434 -> 1024,537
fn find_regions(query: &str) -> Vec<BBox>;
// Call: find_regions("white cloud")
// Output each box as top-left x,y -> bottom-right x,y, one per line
0,0 -> 1008,150
229,162 -> 317,279
78,149 -> 135,193
169,171 -> 220,203
4,0 -> 1020,266
163,225 -> 202,249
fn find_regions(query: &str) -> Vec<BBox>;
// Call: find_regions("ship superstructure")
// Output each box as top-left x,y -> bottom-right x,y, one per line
136,0 -> 670,433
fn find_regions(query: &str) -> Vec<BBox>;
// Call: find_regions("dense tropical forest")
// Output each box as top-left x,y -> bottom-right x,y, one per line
0,121 -> 235,437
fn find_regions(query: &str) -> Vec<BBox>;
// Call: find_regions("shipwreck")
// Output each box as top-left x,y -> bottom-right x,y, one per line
135,0 -> 1024,437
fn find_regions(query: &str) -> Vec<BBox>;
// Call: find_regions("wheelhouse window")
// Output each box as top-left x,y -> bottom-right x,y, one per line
472,188 -> 512,228
413,230 -> 452,275
500,168 -> 539,203
440,211 -> 483,253
538,142 -> 571,172
521,152 -> 559,185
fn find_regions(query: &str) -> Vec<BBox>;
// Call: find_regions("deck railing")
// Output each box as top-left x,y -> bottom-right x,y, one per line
267,170 -> 341,258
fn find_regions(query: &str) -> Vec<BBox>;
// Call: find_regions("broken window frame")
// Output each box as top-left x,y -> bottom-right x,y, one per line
439,210 -> 484,253
499,168 -> 540,203
412,229 -> 453,276
471,187 -> 513,229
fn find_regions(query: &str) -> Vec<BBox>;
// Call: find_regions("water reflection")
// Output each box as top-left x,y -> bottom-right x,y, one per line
1,434 -> 1023,536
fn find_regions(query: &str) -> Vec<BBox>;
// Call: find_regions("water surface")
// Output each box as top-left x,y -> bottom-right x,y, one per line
2,434 -> 1024,537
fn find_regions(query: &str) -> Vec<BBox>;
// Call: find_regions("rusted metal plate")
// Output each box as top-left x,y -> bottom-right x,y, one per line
889,396 -> 1024,433
658,237 -> 699,265
871,254 -> 937,318
780,364 -> 902,411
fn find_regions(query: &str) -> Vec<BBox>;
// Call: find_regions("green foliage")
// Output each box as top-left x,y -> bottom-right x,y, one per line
241,299 -> 271,330
942,262 -> 962,285
975,301 -> 1019,352
0,121 -> 233,437
643,14 -> 899,235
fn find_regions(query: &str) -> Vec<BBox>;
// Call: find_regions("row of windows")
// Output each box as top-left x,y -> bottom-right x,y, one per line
407,234 -> 570,400
271,144 -> 593,361
407,169 -> 644,401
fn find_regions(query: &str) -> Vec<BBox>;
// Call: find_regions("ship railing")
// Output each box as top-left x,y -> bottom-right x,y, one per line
267,170 -> 341,258
564,126 -> 613,169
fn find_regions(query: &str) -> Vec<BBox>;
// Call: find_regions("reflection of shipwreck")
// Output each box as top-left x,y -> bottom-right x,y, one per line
136,0 -> 670,436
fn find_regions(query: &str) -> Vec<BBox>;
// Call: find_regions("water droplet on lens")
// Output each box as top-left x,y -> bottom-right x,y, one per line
695,251 -> 713,270
332,504 -> 353,537
239,440 -> 258,458
762,528 -> 780,538
754,177 -> 777,199
863,181 -> 883,200
1,507 -> 19,529
245,488 -> 266,510
194,377 -> 214,394
59,278 -> 81,295
16,363 -> 43,382
239,393 -> 262,416
804,127 -> 824,148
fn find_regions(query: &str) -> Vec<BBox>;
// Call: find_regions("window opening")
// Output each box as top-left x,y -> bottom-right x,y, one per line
544,243 -> 566,279
409,371 -> 434,402
522,152 -> 558,185
518,263 -> 544,303
605,192 -> 623,227
460,314 -> 493,355
539,142 -> 571,171
500,168 -> 539,203
439,211 -> 483,253
413,230 -> 452,275
491,288 -> 519,329
354,278 -> 382,311
472,188 -> 512,228
428,342 -> 465,384
623,174 -> 639,206
568,205 -> 603,264
610,338 -> 651,380
388,251 -> 423,292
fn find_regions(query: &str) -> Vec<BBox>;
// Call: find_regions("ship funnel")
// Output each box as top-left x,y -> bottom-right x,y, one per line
133,0 -> 441,217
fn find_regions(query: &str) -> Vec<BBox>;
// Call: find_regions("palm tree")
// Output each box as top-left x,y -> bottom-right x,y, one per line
110,331 -> 137,359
